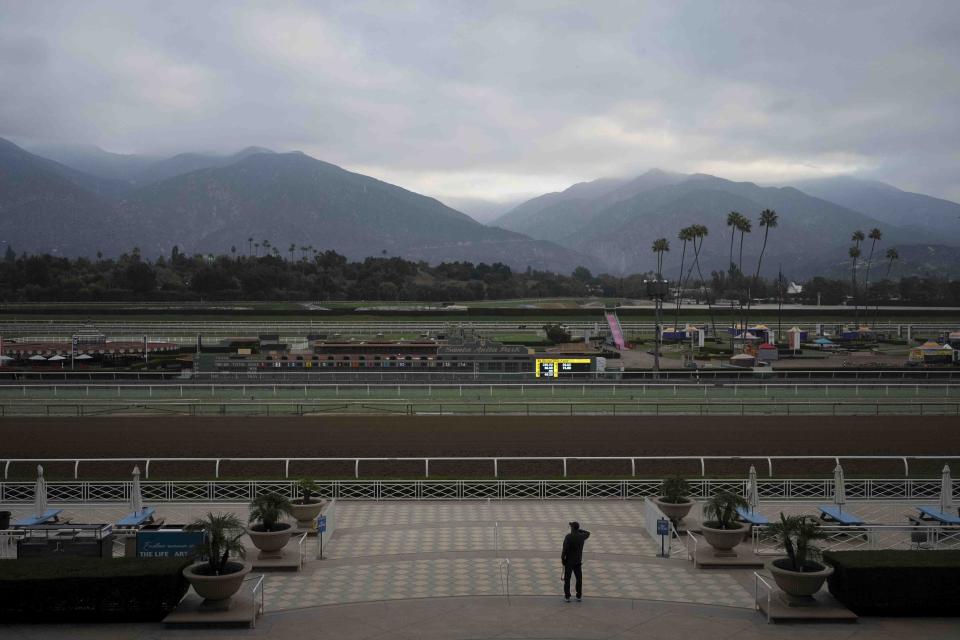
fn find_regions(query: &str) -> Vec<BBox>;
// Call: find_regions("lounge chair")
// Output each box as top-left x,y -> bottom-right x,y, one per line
13,508 -> 63,526
735,506 -> 770,526
915,506 -> 960,525
117,507 -> 157,527
818,505 -> 864,526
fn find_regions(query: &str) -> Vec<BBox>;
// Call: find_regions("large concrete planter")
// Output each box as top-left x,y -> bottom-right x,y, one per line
652,497 -> 694,524
183,561 -> 252,610
768,559 -> 834,605
700,522 -> 750,556
290,500 -> 326,529
248,523 -> 293,559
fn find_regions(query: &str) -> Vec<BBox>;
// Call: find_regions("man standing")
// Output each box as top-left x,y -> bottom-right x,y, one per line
561,521 -> 591,602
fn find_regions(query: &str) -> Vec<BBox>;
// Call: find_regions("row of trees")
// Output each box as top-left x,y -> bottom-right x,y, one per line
650,209 -> 780,355
0,245 -> 956,306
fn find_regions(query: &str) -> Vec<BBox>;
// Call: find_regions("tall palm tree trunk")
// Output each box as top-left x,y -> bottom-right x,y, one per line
745,227 -> 770,342
674,241 -> 687,330
862,237 -> 879,326
692,237 -> 717,338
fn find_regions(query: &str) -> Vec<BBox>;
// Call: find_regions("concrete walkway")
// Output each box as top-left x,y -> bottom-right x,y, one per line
3,596 -> 959,639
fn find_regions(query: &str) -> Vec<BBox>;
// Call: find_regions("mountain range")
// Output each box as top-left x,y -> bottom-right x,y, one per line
494,171 -> 959,278
2,136 -> 958,277
0,138 -> 597,273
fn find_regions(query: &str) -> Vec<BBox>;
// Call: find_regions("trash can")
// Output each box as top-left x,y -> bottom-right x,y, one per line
0,511 -> 11,530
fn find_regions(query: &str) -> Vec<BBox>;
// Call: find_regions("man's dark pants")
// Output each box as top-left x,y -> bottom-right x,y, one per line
563,562 -> 583,598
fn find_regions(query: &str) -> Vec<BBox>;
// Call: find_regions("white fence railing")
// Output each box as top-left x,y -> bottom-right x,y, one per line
4,455 -> 957,479
753,524 -> 960,554
0,478 -> 955,504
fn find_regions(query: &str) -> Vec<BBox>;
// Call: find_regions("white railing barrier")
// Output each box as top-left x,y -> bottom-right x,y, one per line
247,574 -> 265,627
1,477 -> 955,504
754,572 -> 776,623
753,524 -> 960,555
4,454 -> 956,480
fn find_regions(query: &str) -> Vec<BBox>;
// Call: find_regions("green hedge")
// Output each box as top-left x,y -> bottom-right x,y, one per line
0,558 -> 191,622
824,550 -> 960,616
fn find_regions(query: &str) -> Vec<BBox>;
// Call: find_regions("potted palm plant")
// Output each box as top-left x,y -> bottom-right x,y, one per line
247,493 -> 294,558
289,478 -> 327,529
183,512 -> 251,609
700,490 -> 750,555
766,514 -> 833,604
652,475 -> 694,524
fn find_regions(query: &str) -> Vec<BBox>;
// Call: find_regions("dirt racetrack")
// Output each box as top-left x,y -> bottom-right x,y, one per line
1,415 -> 956,479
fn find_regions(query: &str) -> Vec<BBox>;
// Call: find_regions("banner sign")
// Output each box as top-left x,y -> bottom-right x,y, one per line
136,530 -> 204,558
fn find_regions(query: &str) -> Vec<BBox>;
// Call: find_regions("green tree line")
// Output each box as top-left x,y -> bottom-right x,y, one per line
0,245 -> 957,305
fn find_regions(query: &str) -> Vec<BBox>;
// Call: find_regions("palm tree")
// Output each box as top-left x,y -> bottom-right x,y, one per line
874,247 -> 899,324
862,228 -> 882,326
289,243 -> 296,261
849,244 -> 862,325
726,211 -> 741,272
185,512 -> 246,576
673,226 -> 694,330
737,216 -> 752,274
253,242 -> 260,257
688,224 -> 717,338
744,209 -> 778,334
247,237 -> 253,256
651,238 -> 670,372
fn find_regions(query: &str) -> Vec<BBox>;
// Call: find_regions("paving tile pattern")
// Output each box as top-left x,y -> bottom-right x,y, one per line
262,557 -> 753,610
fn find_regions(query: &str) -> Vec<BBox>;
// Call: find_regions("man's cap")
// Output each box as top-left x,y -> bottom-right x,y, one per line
569,521 -> 580,529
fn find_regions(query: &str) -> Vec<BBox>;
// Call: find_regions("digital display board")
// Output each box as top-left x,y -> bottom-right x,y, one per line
535,358 -> 592,378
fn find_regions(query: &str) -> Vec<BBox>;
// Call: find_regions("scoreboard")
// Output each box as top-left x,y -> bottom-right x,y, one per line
535,358 -> 593,378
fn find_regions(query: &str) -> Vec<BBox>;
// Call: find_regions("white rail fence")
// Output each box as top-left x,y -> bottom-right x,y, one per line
753,524 -> 960,554
4,455 -> 957,480
1,477 -> 956,504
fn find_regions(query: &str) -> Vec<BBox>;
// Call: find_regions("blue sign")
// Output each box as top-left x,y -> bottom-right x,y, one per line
656,518 -> 670,536
316,515 -> 327,533
136,531 -> 204,558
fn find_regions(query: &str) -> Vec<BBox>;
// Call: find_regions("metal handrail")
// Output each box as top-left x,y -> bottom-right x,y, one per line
4,454 -> 956,479
246,574 -> 265,628
754,571 -> 775,623
686,531 -> 698,564
296,532 -> 309,569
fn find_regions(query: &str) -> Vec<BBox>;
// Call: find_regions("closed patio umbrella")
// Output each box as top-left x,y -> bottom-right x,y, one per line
747,465 -> 760,511
34,465 -> 47,518
939,464 -> 954,514
130,466 -> 143,514
833,463 -> 847,513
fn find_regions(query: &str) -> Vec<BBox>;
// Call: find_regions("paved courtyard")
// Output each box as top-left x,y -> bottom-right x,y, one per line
3,499 -> 960,637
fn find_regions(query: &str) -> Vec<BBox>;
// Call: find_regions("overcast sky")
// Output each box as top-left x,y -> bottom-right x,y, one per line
2,0 -> 958,206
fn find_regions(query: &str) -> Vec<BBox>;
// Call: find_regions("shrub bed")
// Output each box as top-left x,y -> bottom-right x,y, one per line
0,557 -> 191,622
823,550 -> 960,616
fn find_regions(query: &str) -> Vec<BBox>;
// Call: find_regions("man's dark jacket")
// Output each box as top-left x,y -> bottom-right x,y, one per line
561,529 -> 591,565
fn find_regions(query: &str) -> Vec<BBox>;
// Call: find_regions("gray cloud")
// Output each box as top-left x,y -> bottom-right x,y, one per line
1,0 -> 958,202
